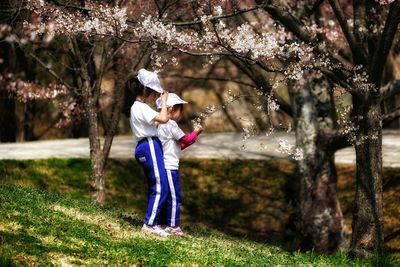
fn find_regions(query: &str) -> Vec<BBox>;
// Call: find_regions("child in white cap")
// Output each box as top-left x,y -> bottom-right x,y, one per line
156,93 -> 203,235
124,69 -> 170,237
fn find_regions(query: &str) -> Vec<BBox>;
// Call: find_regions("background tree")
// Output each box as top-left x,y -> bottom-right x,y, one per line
2,0 -> 400,257
131,0 -> 400,257
1,0 -> 152,203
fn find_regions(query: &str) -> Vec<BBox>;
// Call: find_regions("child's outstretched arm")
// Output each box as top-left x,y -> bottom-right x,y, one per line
179,125 -> 203,150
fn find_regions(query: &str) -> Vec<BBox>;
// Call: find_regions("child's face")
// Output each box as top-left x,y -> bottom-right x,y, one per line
169,106 -> 182,121
145,90 -> 158,104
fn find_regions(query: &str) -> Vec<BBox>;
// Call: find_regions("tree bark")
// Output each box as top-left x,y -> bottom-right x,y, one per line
70,38 -> 107,204
0,42 -> 17,142
86,82 -> 106,204
0,89 -> 17,142
23,101 -> 36,141
290,74 -> 344,253
350,98 -> 384,258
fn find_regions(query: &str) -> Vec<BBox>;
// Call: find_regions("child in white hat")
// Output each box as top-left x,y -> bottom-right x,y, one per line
124,69 -> 170,237
156,93 -> 203,235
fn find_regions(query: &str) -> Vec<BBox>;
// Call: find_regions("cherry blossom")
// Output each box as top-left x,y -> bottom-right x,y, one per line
25,0 -> 128,37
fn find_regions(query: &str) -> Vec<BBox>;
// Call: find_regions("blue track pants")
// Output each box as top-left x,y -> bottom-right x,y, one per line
165,169 -> 183,227
135,137 -> 168,226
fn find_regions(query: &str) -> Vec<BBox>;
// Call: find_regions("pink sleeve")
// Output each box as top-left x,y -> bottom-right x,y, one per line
179,131 -> 198,150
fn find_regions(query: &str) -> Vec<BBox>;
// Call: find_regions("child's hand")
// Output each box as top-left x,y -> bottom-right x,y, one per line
161,91 -> 169,103
194,124 -> 204,134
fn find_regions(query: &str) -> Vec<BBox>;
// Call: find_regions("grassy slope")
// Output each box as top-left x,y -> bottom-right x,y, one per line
0,158 -> 399,266
0,184 -> 384,266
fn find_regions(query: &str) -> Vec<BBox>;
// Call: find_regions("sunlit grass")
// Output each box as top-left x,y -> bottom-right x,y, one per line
0,158 -> 399,266
0,184 -> 388,266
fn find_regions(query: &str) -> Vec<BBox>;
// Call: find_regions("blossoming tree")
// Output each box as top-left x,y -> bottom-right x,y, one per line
128,0 -> 400,257
2,0 -> 400,258
0,0 -> 154,203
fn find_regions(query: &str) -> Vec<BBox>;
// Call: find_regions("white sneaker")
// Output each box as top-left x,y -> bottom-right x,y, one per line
141,224 -> 170,237
165,226 -> 185,236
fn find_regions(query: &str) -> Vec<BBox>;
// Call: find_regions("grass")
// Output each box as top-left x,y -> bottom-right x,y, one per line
0,184 -> 390,266
0,158 -> 399,266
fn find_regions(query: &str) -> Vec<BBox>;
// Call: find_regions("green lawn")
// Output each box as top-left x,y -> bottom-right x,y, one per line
0,184 -> 389,266
0,158 -> 399,266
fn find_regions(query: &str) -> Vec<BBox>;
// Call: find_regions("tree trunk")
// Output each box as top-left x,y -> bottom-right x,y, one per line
71,38 -> 107,204
71,38 -> 127,205
23,100 -> 36,141
86,84 -> 106,204
290,74 -> 344,253
0,42 -> 17,142
0,90 -> 17,142
350,99 -> 384,258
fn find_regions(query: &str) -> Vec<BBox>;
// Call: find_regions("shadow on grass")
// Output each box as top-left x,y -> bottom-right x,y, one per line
0,185 -> 187,266
108,159 -> 299,251
0,230 -> 79,266
1,158 -> 399,263
178,159 -> 297,246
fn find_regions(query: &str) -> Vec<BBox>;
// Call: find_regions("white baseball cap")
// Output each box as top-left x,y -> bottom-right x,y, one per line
156,93 -> 188,109
137,68 -> 164,93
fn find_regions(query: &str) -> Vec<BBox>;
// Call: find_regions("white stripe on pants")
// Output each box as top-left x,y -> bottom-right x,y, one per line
166,169 -> 177,227
147,137 -> 161,225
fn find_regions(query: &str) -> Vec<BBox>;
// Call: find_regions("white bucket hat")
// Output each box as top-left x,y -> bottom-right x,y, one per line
156,93 -> 188,109
137,68 -> 164,93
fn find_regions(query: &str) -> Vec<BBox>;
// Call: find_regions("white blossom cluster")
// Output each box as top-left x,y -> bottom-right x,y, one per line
56,97 -> 85,128
0,71 -> 82,128
242,122 -> 258,142
337,117 -> 360,145
191,90 -> 241,129
216,22 -> 284,60
276,139 -> 304,160
134,5 -> 349,94
5,77 -> 67,102
336,104 -> 379,147
267,93 -> 280,114
139,15 -> 196,45
307,20 -> 345,45
253,90 -> 280,115
348,65 -> 376,92
0,22 -> 52,45
282,43 -> 319,81
136,8 -> 305,66
149,51 -> 179,71
376,0 -> 396,4
25,0 -> 128,37
337,115 -> 380,147
0,24 -> 13,41
335,104 -> 361,146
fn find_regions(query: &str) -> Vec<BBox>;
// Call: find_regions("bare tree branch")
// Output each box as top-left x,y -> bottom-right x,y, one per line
380,79 -> 400,101
153,0 -> 162,18
165,4 -> 265,26
255,0 -> 313,43
47,0 -> 91,12
382,107 -> 400,126
206,60 -> 243,131
370,1 -> 400,85
96,32 -> 151,44
161,74 -> 256,88
171,45 -> 229,57
230,56 -> 293,116
328,0 -> 357,57
385,229 -> 400,243
320,67 -> 353,92
299,0 -> 324,20
27,51 -> 73,89
326,129 -> 352,152
352,0 -> 368,64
